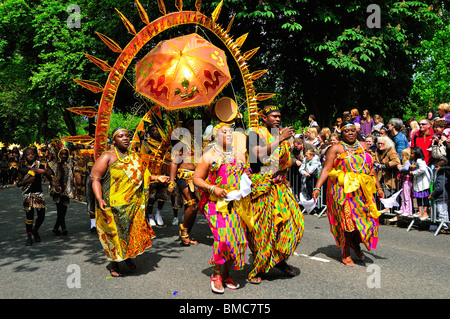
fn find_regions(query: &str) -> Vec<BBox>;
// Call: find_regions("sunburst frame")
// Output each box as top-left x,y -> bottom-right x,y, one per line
74,0 -> 273,159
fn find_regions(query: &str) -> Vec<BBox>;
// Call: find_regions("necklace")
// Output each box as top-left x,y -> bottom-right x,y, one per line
213,144 -> 236,164
114,146 -> 130,164
341,141 -> 367,172
341,140 -> 359,150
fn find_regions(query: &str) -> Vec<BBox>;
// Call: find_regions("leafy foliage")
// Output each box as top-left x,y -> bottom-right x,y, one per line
0,0 -> 448,145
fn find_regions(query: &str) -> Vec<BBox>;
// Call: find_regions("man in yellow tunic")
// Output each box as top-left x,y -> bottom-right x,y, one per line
91,127 -> 168,277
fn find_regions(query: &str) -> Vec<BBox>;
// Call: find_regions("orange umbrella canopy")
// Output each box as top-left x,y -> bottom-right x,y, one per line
135,33 -> 231,110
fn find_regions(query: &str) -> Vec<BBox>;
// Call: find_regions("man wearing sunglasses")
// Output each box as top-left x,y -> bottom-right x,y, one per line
411,119 -> 434,165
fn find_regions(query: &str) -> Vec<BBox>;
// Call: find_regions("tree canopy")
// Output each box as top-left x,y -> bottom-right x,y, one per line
0,0 -> 448,145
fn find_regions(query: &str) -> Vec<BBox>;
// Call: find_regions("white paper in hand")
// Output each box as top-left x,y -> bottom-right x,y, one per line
379,189 -> 402,208
299,193 -> 317,214
224,173 -> 252,202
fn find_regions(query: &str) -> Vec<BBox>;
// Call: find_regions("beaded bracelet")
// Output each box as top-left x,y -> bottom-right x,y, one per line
313,187 -> 321,192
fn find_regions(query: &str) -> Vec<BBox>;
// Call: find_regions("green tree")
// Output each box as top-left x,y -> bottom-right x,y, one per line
0,0 -> 448,145
410,23 -> 450,114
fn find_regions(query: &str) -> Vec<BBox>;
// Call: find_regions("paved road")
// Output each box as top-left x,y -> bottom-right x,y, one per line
0,185 -> 448,303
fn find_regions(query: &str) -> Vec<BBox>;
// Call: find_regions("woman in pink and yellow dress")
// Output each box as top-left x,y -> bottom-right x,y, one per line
194,123 -> 250,294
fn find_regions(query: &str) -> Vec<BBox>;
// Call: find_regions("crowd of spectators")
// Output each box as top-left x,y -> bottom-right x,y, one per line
290,104 -> 450,234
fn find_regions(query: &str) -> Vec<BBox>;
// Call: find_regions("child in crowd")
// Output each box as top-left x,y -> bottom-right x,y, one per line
372,114 -> 384,135
410,147 -> 431,220
299,149 -> 321,202
430,169 -> 450,233
394,148 -> 413,219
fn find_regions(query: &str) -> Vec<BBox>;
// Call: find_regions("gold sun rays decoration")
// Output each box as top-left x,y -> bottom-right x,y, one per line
74,0 -> 273,159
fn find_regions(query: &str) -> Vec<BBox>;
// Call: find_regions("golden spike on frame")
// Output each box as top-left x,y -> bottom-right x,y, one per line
255,93 -> 275,101
250,69 -> 268,81
73,79 -> 104,94
226,13 -> 236,33
135,0 -> 150,25
195,0 -> 201,11
235,33 -> 248,48
95,32 -> 123,53
84,54 -> 112,72
157,0 -> 166,15
175,0 -> 183,12
243,47 -> 260,60
115,8 -> 137,35
211,0 -> 223,22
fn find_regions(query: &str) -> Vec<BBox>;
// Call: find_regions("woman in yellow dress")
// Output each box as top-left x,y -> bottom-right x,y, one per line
91,127 -> 169,277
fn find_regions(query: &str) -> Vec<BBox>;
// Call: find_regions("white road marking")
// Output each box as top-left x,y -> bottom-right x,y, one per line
294,252 -> 330,263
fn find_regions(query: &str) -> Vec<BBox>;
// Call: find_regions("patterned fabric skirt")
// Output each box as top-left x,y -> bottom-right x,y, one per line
247,174 -> 304,279
327,182 -> 379,253
96,160 -> 155,262
204,200 -> 248,270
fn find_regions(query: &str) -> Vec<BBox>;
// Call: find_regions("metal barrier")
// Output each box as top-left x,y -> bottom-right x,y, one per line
429,166 -> 450,236
287,160 -> 450,236
287,163 -> 326,217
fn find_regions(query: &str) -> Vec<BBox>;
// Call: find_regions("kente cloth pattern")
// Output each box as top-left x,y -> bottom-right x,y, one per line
326,145 -> 379,253
247,126 -> 304,279
200,158 -> 248,270
96,151 -> 155,262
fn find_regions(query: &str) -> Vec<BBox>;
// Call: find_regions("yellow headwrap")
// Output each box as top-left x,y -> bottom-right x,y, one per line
211,122 -> 231,138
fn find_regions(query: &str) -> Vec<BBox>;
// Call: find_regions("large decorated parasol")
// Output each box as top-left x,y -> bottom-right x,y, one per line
135,33 -> 231,110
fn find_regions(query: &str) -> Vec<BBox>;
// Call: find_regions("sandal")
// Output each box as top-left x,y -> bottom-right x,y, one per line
223,277 -> 240,290
211,275 -> 224,294
179,225 -> 198,246
275,261 -> 297,277
248,276 -> 262,284
342,256 -> 355,267
110,263 -> 123,277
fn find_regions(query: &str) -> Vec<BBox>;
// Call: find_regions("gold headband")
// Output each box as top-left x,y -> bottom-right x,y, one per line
112,128 -> 129,140
341,123 -> 356,130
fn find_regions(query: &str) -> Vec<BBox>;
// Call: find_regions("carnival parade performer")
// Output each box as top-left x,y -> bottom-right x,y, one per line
313,120 -> 385,266
48,147 -> 75,236
168,118 -> 200,246
72,145 -> 87,202
90,127 -> 169,277
16,148 -> 53,246
8,146 -> 20,185
194,122 -> 250,294
247,105 -> 304,284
